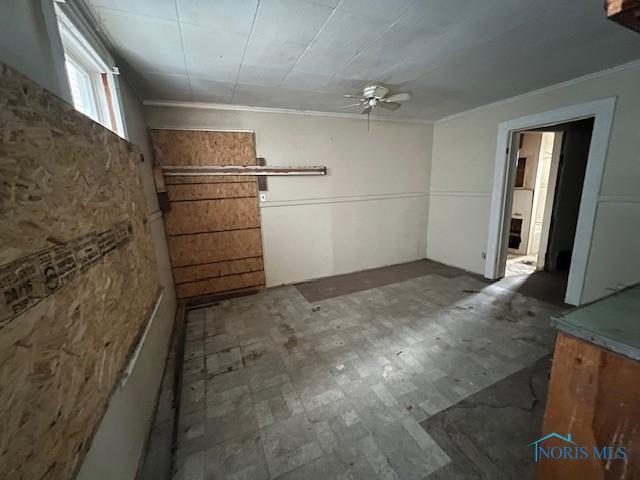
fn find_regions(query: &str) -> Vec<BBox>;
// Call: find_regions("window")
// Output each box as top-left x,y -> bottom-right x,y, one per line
54,4 -> 125,137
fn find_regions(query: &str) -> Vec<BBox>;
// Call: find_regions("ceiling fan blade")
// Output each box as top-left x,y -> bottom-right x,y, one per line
385,92 -> 411,102
365,85 -> 389,98
340,103 -> 364,109
361,105 -> 373,115
343,94 -> 363,99
378,101 -> 401,111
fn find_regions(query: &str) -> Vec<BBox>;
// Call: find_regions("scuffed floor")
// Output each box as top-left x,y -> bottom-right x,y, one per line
172,262 -> 563,479
420,355 -> 552,479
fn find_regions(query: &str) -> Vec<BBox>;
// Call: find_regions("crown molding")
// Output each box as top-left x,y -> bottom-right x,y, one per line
435,59 -> 640,124
143,59 -> 640,125
142,99 -> 434,125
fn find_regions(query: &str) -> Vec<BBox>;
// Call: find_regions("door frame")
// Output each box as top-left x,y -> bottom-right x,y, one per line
484,97 -> 616,306
535,132 -> 564,270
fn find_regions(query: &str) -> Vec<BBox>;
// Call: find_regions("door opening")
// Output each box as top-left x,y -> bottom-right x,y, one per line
503,119 -> 595,302
485,98 -> 615,306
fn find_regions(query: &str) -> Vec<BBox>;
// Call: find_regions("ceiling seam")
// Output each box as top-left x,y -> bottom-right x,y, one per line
271,1 -> 341,96
174,0 -> 192,100
230,0 -> 262,104
318,0 -> 421,92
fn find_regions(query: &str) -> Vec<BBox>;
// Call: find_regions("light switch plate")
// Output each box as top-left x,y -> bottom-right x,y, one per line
259,192 -> 266,202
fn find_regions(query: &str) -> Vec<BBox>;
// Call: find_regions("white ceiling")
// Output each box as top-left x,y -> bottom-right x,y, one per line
87,0 -> 640,121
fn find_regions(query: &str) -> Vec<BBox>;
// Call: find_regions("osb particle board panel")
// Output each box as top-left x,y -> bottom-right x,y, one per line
176,271 -> 266,298
150,129 -> 265,301
173,257 -> 263,284
0,63 -> 159,479
164,197 -> 261,235
538,332 -> 640,479
149,130 -> 256,167
167,182 -> 257,201
167,229 -> 263,268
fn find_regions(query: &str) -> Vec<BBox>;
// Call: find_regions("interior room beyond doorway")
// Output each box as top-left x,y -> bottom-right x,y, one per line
504,119 -> 595,304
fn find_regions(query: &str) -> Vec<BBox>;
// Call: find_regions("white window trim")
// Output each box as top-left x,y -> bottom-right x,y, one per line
54,3 -> 126,138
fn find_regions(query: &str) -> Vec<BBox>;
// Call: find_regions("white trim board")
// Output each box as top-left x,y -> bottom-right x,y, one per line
141,60 -> 640,126
143,99 -> 433,125
429,191 -> 492,198
120,290 -> 163,388
148,126 -> 255,133
484,97 -> 617,306
260,192 -> 427,208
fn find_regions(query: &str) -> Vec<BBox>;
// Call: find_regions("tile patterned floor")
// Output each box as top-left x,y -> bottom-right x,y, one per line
420,355 -> 552,479
172,271 -> 563,480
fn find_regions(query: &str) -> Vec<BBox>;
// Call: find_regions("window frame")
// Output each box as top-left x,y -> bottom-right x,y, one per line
54,3 -> 126,137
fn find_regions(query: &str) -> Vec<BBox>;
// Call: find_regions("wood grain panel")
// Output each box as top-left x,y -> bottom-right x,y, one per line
0,63 -> 159,480
176,271 -> 265,298
538,332 -> 640,479
164,198 -> 260,235
174,257 -> 263,284
168,229 -> 263,267
167,182 -> 257,201
150,130 -> 256,167
150,129 -> 264,300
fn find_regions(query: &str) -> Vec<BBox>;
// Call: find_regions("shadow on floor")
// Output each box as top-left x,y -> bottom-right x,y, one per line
493,270 -> 569,307
295,259 -> 488,303
420,355 -> 552,480
296,258 -> 569,308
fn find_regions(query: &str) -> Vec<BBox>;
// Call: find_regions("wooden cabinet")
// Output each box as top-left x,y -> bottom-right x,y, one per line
538,332 -> 640,478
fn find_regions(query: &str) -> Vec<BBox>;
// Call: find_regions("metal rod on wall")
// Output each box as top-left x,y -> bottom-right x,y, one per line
161,165 -> 327,176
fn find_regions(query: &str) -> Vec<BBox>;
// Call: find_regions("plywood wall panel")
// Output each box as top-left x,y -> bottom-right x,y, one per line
176,271 -> 265,298
150,129 -> 265,301
0,63 -> 159,480
167,229 -> 263,267
167,182 -> 257,201
149,130 -> 256,167
164,198 -> 260,235
173,257 -> 263,284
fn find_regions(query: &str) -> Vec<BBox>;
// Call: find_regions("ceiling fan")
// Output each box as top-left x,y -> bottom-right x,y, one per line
341,85 -> 411,115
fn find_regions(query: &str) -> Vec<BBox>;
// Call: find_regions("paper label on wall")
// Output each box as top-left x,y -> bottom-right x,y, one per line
0,222 -> 133,329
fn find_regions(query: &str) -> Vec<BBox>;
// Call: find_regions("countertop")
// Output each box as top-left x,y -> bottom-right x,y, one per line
552,283 -> 640,361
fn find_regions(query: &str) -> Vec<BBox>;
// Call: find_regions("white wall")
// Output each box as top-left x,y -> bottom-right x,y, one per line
428,62 -> 640,303
0,3 -> 177,478
144,106 -> 433,286
0,0 -> 70,103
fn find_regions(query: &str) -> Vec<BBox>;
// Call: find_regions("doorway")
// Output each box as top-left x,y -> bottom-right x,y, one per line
484,98 -> 616,305
504,119 -> 594,301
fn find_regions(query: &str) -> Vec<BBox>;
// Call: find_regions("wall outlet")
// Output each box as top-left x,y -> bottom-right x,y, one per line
481,252 -> 486,259
259,192 -> 266,202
